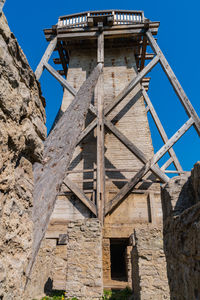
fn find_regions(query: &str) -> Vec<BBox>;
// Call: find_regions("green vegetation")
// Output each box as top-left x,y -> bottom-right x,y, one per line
33,287 -> 132,300
32,290 -> 78,300
103,287 -> 132,300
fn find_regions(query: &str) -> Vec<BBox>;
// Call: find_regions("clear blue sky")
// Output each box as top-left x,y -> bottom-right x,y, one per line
3,0 -> 200,172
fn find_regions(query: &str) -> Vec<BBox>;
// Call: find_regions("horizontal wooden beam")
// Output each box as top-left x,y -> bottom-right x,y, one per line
63,177 -> 97,215
164,170 -> 188,174
56,27 -> 158,41
57,70 -> 65,76
53,58 -> 62,64
35,37 -> 57,80
146,30 -> 200,137
105,117 -> 194,215
137,53 -> 154,60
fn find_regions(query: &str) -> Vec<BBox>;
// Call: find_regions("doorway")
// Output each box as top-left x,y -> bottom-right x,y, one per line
110,238 -> 128,281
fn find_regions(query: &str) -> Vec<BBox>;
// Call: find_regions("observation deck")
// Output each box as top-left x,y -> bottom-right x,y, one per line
44,9 -> 159,41
43,10 -> 160,87
57,10 -> 145,28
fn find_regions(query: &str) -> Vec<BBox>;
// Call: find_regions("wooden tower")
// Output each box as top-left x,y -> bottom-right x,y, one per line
34,10 -> 200,293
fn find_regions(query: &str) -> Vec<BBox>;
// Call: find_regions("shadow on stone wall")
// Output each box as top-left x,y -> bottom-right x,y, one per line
161,162 -> 200,300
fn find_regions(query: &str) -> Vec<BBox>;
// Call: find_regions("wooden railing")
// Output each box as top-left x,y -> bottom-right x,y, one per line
58,10 -> 144,28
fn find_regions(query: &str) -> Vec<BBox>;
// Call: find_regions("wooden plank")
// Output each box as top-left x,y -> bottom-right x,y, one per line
56,22 -> 159,35
53,58 -> 62,64
57,27 -> 158,41
44,62 -> 76,96
152,118 -> 194,165
146,30 -> 200,137
104,119 -> 169,183
97,32 -> 104,63
35,37 -> 57,80
26,63 -> 103,282
76,118 -> 97,145
63,177 -> 97,215
164,170 -> 188,174
105,117 -> 194,215
142,87 -> 183,172
137,53 -> 154,60
161,157 -> 173,171
57,21 -> 160,33
97,32 -> 105,222
57,70 -> 65,76
145,105 -> 150,112
140,36 -> 147,70
66,168 -> 96,174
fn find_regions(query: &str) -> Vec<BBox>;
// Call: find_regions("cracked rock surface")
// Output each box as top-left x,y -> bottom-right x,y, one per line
0,13 -> 46,299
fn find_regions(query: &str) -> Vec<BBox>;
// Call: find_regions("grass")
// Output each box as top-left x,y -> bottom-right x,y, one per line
32,290 -> 78,300
103,287 -> 132,300
33,287 -> 132,300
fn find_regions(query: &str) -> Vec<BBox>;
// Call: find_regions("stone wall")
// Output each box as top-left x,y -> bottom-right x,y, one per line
132,226 -> 170,300
162,162 -> 200,300
0,13 -> 46,299
66,219 -> 103,299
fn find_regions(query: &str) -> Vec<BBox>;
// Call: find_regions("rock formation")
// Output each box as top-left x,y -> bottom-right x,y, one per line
0,13 -> 46,299
162,162 -> 200,300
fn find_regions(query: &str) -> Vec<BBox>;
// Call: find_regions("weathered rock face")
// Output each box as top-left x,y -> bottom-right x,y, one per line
132,226 -> 170,300
162,162 -> 200,300
0,13 -> 46,299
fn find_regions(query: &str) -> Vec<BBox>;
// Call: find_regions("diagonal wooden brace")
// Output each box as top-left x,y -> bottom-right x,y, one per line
146,30 -> 200,137
44,62 -> 76,96
77,56 -> 159,145
35,37 -> 57,80
104,119 -> 169,183
142,87 -> 183,172
105,117 -> 194,215
63,177 -> 97,216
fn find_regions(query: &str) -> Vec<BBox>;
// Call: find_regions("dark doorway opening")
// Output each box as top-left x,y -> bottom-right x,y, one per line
110,238 -> 128,281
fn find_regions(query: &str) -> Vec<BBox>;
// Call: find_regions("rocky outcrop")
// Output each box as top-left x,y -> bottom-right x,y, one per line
0,13 -> 46,299
162,162 -> 200,300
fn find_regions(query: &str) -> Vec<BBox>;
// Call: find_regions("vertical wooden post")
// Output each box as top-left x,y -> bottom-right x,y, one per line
97,32 -> 105,223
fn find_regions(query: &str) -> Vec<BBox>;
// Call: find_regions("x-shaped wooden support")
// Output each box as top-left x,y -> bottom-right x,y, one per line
35,29 -> 200,218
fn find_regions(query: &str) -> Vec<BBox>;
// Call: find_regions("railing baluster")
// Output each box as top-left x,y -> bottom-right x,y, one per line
58,10 -> 144,28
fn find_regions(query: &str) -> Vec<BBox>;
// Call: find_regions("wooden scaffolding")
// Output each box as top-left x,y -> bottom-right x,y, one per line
28,10 -> 200,275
